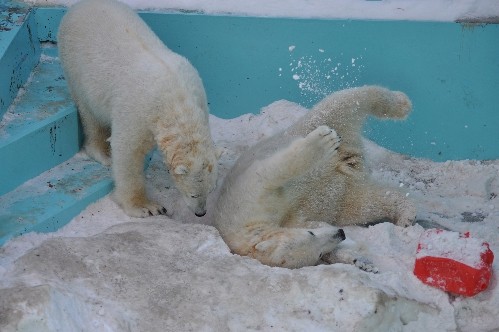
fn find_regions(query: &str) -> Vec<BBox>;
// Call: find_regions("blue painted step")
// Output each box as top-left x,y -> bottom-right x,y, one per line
0,43 -> 114,245
0,44 -> 80,195
0,153 -> 112,245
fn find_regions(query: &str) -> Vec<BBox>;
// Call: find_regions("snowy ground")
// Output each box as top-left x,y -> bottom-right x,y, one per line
21,0 -> 499,22
0,100 -> 498,331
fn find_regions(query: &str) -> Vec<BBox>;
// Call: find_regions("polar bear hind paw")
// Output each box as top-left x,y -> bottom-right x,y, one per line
305,125 -> 341,158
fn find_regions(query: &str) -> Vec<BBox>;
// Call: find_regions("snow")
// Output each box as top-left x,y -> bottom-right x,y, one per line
1,100 -> 498,331
416,229 -> 491,269
20,0 -> 499,22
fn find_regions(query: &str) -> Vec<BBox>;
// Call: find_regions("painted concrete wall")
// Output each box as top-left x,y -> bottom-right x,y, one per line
18,8 -> 499,160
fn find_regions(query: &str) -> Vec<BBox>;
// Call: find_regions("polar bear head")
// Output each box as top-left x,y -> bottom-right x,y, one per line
171,154 -> 218,217
252,227 -> 346,268
157,118 -> 220,217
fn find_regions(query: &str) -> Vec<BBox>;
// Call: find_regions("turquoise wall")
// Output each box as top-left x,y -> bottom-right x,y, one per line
31,9 -> 499,161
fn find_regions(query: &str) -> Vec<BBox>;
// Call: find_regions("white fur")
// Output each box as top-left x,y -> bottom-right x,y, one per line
214,86 -> 416,268
58,0 -> 218,217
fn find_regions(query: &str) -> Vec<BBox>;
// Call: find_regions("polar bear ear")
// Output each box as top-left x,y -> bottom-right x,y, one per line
174,165 -> 189,175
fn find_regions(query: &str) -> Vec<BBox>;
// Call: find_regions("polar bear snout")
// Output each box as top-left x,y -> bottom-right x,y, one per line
182,194 -> 208,217
335,229 -> 346,241
195,210 -> 207,217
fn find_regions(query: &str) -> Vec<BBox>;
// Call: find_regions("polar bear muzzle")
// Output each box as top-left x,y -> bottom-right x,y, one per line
335,229 -> 346,241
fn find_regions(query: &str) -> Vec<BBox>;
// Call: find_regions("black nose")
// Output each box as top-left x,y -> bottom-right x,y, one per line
195,211 -> 206,217
335,229 -> 346,241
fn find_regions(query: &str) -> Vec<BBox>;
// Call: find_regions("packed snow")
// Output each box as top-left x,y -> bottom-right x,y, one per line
416,229 -> 492,269
1,100 -> 498,331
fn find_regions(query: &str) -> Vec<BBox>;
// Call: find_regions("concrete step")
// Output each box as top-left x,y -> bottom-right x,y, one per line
0,44 -> 80,196
0,152 -> 112,245
0,36 -> 114,245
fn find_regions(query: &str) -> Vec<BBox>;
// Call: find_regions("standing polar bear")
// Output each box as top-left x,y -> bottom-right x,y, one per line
214,86 -> 416,268
58,0 -> 219,217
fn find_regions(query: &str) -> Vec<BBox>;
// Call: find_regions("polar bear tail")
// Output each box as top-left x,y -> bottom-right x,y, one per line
288,85 -> 412,144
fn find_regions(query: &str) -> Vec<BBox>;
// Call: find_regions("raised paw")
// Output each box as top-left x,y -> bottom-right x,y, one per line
390,91 -> 412,119
268,125 -> 341,178
305,125 -> 341,158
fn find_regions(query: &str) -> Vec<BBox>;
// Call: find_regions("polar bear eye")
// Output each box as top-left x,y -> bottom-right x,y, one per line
191,194 -> 200,198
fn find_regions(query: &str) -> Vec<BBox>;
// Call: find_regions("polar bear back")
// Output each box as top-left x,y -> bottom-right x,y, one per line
58,0 -> 207,125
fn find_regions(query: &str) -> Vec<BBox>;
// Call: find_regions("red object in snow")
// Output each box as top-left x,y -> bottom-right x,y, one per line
413,229 -> 494,297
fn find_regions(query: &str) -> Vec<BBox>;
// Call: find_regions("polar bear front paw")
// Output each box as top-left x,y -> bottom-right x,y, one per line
353,257 -> 379,274
273,125 -> 341,177
123,202 -> 170,218
320,244 -> 378,273
113,192 -> 170,218
112,187 -> 172,218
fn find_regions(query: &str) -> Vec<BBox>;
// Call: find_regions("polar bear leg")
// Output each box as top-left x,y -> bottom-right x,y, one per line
290,86 -> 412,140
247,225 -> 346,268
257,125 -> 340,184
110,127 -> 167,218
77,103 -> 112,166
338,182 -> 416,227
322,249 -> 379,273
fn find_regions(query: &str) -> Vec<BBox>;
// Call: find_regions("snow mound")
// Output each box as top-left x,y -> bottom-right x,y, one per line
0,220 -> 449,331
416,229 -> 492,269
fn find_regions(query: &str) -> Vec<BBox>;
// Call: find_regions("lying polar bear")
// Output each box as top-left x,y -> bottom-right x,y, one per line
214,86 -> 416,268
58,0 -> 219,217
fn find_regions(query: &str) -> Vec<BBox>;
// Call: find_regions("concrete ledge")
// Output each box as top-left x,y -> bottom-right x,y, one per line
29,8 -> 499,160
0,153 -> 112,246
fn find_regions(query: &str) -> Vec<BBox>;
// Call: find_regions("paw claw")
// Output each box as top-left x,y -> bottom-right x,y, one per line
120,201 -> 168,218
353,257 -> 379,273
307,126 -> 341,158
